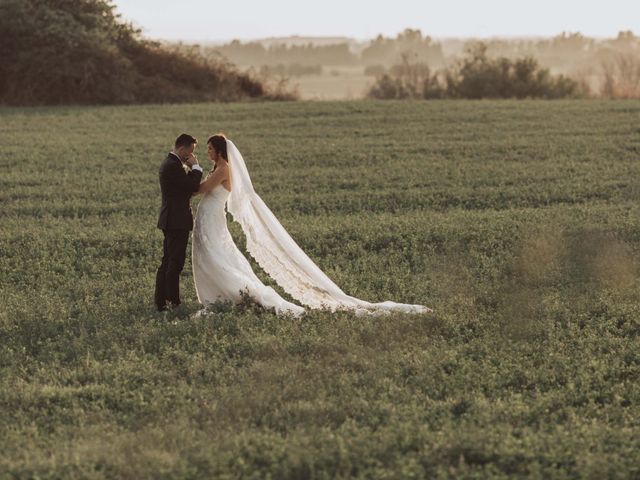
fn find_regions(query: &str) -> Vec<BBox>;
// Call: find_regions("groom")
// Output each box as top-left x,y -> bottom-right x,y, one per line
154,133 -> 203,311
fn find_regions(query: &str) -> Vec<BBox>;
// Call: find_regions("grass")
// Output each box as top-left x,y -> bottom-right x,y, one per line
1,100 -> 639,478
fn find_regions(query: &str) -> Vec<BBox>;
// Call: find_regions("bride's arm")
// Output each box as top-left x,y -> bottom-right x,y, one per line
196,164 -> 228,194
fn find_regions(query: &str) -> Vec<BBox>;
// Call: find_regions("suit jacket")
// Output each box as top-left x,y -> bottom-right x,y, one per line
157,152 -> 203,230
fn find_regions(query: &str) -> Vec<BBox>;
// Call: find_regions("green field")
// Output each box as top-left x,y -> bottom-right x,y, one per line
1,100 -> 639,478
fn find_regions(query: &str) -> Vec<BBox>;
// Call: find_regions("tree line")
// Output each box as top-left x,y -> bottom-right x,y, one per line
203,29 -> 445,68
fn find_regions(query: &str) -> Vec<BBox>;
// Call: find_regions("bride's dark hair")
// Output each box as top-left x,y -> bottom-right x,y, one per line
208,133 -> 228,160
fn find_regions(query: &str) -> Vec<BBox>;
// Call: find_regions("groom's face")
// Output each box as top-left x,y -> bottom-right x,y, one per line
176,143 -> 196,161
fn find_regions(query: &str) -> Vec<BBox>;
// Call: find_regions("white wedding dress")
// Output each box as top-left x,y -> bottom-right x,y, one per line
193,183 -> 306,316
192,139 -> 431,317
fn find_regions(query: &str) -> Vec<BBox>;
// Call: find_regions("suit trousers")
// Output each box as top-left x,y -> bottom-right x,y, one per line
154,229 -> 190,310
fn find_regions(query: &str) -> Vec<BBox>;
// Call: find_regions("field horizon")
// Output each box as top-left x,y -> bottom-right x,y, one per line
1,99 -> 639,478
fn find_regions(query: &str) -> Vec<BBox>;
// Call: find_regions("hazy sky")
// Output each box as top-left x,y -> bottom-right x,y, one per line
113,0 -> 638,42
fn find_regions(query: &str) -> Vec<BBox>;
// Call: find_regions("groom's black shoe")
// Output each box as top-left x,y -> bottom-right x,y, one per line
156,299 -> 169,312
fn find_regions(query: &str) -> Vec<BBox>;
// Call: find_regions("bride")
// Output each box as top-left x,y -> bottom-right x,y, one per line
192,134 -> 431,317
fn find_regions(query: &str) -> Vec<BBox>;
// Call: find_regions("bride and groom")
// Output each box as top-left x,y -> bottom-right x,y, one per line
154,133 -> 431,317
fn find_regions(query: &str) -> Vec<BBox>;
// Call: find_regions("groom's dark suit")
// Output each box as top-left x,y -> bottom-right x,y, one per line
154,152 -> 203,311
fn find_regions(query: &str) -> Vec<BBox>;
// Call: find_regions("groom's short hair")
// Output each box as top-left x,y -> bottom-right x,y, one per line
175,133 -> 197,148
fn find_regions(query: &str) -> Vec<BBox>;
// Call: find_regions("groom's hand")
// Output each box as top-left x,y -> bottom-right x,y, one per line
185,153 -> 199,167
185,153 -> 203,173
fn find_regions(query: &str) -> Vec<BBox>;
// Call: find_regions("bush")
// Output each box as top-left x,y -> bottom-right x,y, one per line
367,42 -> 583,100
368,53 -> 443,99
446,43 -> 582,99
0,0 -> 295,105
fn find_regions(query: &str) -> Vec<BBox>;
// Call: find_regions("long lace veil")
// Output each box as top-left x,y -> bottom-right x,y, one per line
225,139 -> 431,314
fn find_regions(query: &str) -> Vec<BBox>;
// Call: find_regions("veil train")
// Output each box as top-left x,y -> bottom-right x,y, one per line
225,139 -> 431,315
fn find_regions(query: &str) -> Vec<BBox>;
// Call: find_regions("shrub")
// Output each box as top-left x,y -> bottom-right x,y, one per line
445,42 -> 581,99
368,53 -> 444,99
367,42 -> 583,100
0,0 -> 295,105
